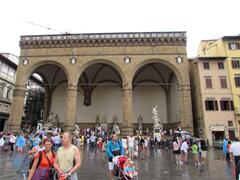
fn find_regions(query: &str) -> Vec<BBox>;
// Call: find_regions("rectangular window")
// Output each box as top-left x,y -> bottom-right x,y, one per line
205,78 -> 212,88
232,59 -> 240,69
220,100 -> 234,111
220,78 -> 228,88
229,43 -> 240,50
1,63 -> 8,74
228,121 -> 233,127
205,100 -> 218,111
235,76 -> 240,87
218,62 -> 224,69
203,62 -> 210,69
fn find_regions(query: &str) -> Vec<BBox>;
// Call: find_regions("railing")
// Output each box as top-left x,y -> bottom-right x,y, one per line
20,32 -> 186,42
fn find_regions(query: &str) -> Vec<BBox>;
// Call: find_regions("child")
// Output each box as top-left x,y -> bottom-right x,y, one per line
123,158 -> 137,178
192,141 -> 201,166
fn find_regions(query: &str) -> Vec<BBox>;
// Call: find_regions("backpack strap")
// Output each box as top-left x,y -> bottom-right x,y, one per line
36,151 -> 43,168
44,150 -> 55,168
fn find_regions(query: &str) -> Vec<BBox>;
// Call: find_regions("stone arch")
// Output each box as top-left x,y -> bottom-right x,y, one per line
22,60 -> 70,85
76,59 -> 125,86
131,58 -> 183,85
131,58 -> 183,130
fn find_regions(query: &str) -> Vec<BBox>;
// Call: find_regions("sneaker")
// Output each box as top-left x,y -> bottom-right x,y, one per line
179,161 -> 183,164
198,163 -> 201,166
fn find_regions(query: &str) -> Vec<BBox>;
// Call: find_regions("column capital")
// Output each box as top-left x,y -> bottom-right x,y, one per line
12,88 -> 26,97
177,84 -> 191,91
67,83 -> 78,91
122,83 -> 132,91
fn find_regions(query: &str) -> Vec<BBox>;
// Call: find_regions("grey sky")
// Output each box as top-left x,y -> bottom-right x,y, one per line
1,0 -> 239,57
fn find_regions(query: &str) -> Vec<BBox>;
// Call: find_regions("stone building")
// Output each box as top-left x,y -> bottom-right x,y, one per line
0,54 -> 17,131
190,57 -> 236,145
198,36 -> 240,137
8,32 -> 193,135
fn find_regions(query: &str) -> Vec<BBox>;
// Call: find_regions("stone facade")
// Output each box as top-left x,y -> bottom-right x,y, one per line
9,32 -> 193,135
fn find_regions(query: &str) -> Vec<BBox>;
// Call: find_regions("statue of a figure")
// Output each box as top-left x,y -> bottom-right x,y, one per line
138,115 -> 143,134
152,105 -> 163,129
112,115 -> 120,134
74,125 -> 80,136
102,114 -> 108,123
44,111 -> 54,129
113,115 -> 118,125
113,124 -> 120,135
96,115 -> 100,124
54,114 -> 59,127
47,112 -> 54,122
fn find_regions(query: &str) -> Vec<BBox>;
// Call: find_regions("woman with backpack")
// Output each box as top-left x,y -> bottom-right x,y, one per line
28,138 -> 55,180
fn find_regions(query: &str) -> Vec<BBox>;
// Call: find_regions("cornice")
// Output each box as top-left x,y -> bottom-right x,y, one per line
20,32 -> 186,49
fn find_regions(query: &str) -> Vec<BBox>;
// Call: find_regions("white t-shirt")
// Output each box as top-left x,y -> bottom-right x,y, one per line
230,142 -> 240,156
122,138 -> 127,149
10,135 -> 16,143
180,141 -> 188,153
53,136 -> 61,144
128,137 -> 135,148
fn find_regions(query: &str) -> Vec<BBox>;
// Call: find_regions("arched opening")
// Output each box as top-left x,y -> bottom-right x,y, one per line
76,63 -> 123,130
132,62 -> 180,132
22,64 -> 68,129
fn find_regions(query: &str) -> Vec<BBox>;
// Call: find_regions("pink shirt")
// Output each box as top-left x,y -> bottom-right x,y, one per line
173,141 -> 180,151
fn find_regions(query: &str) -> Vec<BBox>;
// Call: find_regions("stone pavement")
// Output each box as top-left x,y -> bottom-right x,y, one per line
0,146 -> 235,180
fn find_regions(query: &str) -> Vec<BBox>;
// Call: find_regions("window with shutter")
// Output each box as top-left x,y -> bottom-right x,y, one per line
220,78 -> 227,88
205,78 -> 212,88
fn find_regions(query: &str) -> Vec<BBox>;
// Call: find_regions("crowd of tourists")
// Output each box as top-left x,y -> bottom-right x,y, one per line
223,137 -> 240,180
1,126 -> 240,179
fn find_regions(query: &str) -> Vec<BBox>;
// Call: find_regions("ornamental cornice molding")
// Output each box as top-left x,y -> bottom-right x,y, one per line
20,32 -> 186,49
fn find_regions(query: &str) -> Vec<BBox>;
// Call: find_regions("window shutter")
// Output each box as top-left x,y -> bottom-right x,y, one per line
230,101 -> 234,110
205,101 -> 209,110
232,61 -> 236,68
215,101 -> 218,110
220,101 -> 224,110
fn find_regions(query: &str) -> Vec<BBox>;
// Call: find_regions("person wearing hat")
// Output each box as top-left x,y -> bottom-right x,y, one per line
230,137 -> 240,180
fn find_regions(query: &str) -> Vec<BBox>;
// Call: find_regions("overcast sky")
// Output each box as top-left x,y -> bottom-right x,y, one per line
0,0 -> 239,57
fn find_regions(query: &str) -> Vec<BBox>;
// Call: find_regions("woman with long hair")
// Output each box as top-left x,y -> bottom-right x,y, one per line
28,138 -> 55,180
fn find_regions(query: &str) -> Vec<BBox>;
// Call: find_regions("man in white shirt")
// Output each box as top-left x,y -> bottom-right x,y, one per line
180,139 -> 189,163
230,137 -> 240,180
128,135 -> 135,158
9,133 -> 16,152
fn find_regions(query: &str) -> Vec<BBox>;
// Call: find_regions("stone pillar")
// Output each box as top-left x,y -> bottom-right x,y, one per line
178,84 -> 193,133
165,90 -> 171,127
42,90 -> 52,121
64,84 -> 78,131
121,85 -> 133,136
8,87 -> 26,131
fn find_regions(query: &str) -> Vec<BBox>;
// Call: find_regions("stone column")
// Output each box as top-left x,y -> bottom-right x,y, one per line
42,90 -> 52,121
64,84 -> 78,131
178,84 -> 193,133
8,86 -> 26,131
165,90 -> 171,127
121,85 -> 133,136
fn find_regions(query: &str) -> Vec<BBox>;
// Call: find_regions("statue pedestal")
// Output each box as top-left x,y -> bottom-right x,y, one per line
153,125 -> 161,142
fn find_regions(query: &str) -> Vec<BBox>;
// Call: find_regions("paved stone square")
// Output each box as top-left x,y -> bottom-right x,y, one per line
0,147 -> 235,180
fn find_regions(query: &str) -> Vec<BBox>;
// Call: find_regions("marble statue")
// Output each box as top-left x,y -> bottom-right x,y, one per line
112,115 -> 120,134
74,125 -> 80,136
152,105 -> 163,129
101,114 -> 108,123
44,111 -> 54,129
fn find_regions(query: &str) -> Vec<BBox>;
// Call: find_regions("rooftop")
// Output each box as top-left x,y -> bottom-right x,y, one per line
20,31 -> 187,48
